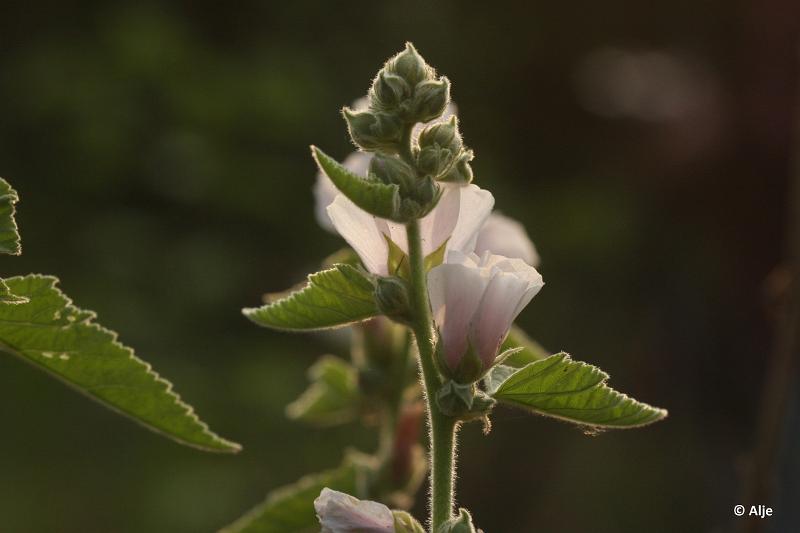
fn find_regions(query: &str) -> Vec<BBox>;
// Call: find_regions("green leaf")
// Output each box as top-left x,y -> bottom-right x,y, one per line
220,461 -> 361,533
244,264 -> 379,331
0,178 -> 21,256
492,352 -> 668,429
286,355 -> 360,426
312,146 -> 400,220
0,278 -> 28,305
0,274 -> 241,453
500,325 -> 549,368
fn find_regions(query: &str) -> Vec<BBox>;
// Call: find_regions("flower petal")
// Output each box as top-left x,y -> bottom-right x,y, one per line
315,488 -> 395,533
327,194 -> 388,275
474,213 -> 540,266
446,185 -> 495,255
428,254 -> 490,371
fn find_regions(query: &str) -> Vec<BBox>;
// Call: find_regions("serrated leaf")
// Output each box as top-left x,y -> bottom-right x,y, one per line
0,274 -> 241,452
0,178 -> 21,256
312,146 -> 400,220
492,352 -> 668,429
244,264 -> 379,331
500,325 -> 549,368
220,461 -> 360,533
0,278 -> 28,305
286,355 -> 360,426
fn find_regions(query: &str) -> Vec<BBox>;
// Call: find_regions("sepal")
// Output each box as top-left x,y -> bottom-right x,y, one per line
436,380 -> 496,421
343,107 -> 403,152
393,511 -> 426,533
436,508 -> 479,533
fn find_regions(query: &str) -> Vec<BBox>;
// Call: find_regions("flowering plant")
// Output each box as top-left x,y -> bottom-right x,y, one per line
225,44 -> 667,532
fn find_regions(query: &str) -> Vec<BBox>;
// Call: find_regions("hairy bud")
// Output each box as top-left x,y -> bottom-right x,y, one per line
417,116 -> 465,177
438,149 -> 474,184
343,107 -> 403,151
369,153 -> 416,189
411,77 -> 450,124
436,509 -> 479,533
370,71 -> 411,110
393,511 -> 426,533
375,277 -> 412,324
386,42 -> 433,88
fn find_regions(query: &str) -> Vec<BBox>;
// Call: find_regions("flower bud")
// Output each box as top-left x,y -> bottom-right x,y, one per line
386,42 -> 433,88
393,511 -> 426,533
436,509 -> 478,533
375,276 -> 412,324
370,71 -> 411,111
417,116 -> 464,177
369,153 -> 416,190
410,77 -> 450,124
343,107 -> 403,152
419,116 -> 463,154
438,150 -> 474,184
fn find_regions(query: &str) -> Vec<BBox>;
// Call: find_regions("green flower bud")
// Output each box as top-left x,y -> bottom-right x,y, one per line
436,509 -> 478,533
386,42 -> 433,87
417,116 -> 464,176
438,149 -> 474,184
369,153 -> 416,189
342,107 -> 403,151
419,116 -> 463,154
370,71 -> 411,110
411,77 -> 450,123
375,276 -> 412,324
393,510 -> 426,533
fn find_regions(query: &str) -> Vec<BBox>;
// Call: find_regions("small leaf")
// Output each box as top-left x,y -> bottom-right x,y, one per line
244,264 -> 379,331
0,274 -> 241,453
0,177 -> 21,256
500,325 -> 549,368
286,355 -> 360,426
483,364 -> 517,396
220,461 -> 361,533
312,146 -> 400,220
492,352 -> 668,429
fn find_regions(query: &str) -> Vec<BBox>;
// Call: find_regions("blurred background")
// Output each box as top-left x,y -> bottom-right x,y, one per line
0,1 -> 798,531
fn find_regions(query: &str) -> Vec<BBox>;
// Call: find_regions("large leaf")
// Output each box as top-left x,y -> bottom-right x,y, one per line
0,177 -> 21,256
244,264 -> 379,331
220,461 -> 361,533
312,146 -> 400,220
492,352 -> 667,429
286,355 -> 360,426
0,274 -> 241,452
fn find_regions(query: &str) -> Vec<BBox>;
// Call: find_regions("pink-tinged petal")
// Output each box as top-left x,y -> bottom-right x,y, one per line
447,185 -> 495,255
315,488 -> 395,533
428,259 -> 489,371
419,184 -> 461,256
470,254 -> 544,367
474,213 -> 540,266
327,195 -> 388,275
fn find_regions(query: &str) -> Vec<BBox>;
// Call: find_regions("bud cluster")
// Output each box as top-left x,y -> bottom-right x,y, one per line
418,116 -> 474,184
343,42 -> 450,154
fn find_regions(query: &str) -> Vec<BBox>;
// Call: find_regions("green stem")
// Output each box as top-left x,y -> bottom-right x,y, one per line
406,218 -> 457,530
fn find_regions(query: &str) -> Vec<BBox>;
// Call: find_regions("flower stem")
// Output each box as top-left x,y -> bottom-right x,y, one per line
406,218 -> 457,530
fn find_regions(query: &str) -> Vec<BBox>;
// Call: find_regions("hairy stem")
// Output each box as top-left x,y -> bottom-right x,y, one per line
406,218 -> 456,530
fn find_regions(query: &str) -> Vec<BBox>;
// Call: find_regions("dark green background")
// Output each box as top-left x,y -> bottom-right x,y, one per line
0,1 -> 797,532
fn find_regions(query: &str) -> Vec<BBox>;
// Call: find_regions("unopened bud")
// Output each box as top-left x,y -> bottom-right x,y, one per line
375,276 -> 412,324
393,511 -> 426,533
370,71 -> 411,110
343,107 -> 403,151
439,149 -> 474,184
436,509 -> 478,533
411,77 -> 450,124
369,153 -> 416,189
419,116 -> 463,153
386,42 -> 433,87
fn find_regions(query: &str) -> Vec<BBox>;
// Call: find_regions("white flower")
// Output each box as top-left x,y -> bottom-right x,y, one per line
474,212 -> 540,267
313,100 -> 457,233
314,488 -> 395,533
428,250 -> 543,376
327,184 -> 494,275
